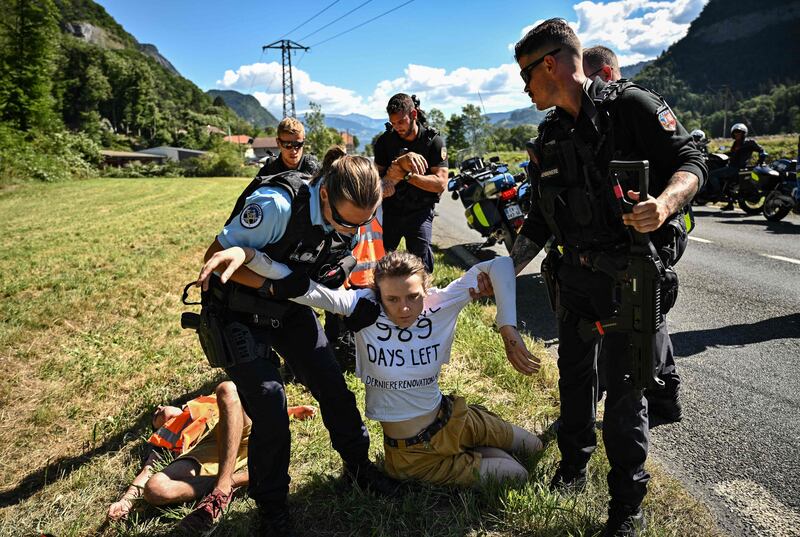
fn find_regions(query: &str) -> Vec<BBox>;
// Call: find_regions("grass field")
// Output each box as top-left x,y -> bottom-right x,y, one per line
0,178 -> 726,536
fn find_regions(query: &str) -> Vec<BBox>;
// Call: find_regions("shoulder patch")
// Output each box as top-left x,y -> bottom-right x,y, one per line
656,105 -> 677,132
441,145 -> 447,162
240,203 -> 263,228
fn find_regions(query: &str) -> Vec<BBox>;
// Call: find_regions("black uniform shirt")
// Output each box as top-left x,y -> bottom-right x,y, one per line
727,138 -> 765,169
520,79 -> 706,250
374,122 -> 447,211
256,153 -> 320,178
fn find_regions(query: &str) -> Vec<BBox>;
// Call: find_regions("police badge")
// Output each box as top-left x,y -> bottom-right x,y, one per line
656,105 -> 677,132
240,203 -> 263,228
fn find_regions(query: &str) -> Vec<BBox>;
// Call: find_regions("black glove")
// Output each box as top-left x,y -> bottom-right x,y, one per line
316,255 -> 357,289
259,271 -> 310,300
343,297 -> 381,332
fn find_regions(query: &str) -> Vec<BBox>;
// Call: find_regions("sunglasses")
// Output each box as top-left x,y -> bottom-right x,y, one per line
519,48 -> 561,86
278,139 -> 304,149
330,201 -> 377,230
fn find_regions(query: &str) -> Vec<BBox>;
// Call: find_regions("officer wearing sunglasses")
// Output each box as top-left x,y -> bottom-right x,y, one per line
256,117 -> 320,177
198,153 -> 398,533
509,18 -> 705,537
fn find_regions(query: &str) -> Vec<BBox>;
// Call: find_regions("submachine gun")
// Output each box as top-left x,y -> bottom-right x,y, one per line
578,160 -> 665,390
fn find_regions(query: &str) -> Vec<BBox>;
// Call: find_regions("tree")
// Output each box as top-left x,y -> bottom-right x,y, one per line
461,104 -> 490,154
428,108 -> 447,136
0,0 -> 60,131
304,102 -> 342,158
352,135 -> 360,151
445,113 -> 468,163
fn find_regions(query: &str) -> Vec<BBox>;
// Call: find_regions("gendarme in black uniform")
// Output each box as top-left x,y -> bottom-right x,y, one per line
522,78 -> 705,514
374,122 -> 446,272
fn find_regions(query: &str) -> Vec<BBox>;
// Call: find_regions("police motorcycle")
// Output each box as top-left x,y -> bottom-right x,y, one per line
762,158 -> 798,222
447,154 -> 527,254
693,152 -> 769,214
516,161 -> 534,215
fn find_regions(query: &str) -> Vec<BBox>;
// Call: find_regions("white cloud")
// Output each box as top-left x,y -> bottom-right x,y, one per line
218,61 -> 533,117
217,0 -> 708,118
512,0 -> 708,66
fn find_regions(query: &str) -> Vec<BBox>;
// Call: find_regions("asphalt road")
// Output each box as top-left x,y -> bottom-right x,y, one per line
431,195 -> 800,537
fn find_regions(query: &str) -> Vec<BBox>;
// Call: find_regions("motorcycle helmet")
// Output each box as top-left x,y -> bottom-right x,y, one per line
690,129 -> 706,143
730,123 -> 748,137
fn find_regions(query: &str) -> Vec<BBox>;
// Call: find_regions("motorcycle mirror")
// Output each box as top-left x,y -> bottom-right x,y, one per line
448,170 -> 455,178
489,156 -> 500,163
451,191 -> 460,200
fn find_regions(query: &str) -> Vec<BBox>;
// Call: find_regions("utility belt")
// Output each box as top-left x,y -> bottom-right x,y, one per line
559,243 -> 680,318
383,394 -> 453,449
180,275 -> 290,369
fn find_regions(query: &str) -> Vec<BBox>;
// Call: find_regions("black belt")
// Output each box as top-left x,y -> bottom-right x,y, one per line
384,395 -> 453,448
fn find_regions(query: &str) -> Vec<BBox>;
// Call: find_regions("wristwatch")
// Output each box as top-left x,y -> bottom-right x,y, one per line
403,171 -> 413,181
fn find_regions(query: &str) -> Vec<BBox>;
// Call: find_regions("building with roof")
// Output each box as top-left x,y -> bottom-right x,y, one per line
100,150 -> 167,167
136,146 -> 207,162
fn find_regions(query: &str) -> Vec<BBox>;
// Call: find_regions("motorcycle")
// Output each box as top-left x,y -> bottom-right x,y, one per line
516,161 -> 533,215
762,158 -> 798,222
694,152 -> 771,214
448,155 -> 527,254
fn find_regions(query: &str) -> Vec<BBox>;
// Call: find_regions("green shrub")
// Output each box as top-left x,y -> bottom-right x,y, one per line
0,125 -> 101,185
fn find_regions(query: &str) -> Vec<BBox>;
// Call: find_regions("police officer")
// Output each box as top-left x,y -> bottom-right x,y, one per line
582,45 -> 686,425
582,45 -> 621,83
258,116 -> 319,176
199,155 -> 394,535
706,123 -> 767,210
509,19 -> 706,536
373,93 -> 448,273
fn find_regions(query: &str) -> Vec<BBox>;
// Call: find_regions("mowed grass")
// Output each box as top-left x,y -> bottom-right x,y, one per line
0,178 -> 725,536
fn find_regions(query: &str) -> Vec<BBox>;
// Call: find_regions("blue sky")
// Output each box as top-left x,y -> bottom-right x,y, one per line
96,0 -> 708,117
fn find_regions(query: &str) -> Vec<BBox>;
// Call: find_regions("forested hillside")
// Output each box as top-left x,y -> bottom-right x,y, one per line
634,0 -> 800,136
207,90 -> 278,128
0,0 -> 255,183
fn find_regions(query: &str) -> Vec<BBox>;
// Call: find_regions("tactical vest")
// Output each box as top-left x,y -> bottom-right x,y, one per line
383,125 -> 442,210
535,80 -> 678,253
148,395 -> 219,454
225,171 -> 352,281
347,216 -> 385,288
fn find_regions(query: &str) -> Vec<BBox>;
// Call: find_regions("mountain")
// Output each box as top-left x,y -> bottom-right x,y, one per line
620,60 -> 652,80
48,0 -> 252,146
206,90 -> 278,128
323,113 -> 387,142
638,0 -> 800,96
633,0 -> 800,134
486,106 -> 548,127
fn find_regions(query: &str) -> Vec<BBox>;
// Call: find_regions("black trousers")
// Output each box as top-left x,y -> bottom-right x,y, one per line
555,263 -> 656,509
222,303 -> 370,505
383,205 -> 435,272
597,318 -> 681,402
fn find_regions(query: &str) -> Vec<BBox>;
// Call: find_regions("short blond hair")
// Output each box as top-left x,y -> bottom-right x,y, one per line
277,117 -> 305,138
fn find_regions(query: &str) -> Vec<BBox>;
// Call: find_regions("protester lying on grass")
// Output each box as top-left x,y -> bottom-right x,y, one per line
198,249 -> 543,487
107,381 -> 315,534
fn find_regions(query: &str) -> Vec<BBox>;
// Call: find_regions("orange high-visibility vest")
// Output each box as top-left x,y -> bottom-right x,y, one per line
148,395 -> 220,454
347,215 -> 385,288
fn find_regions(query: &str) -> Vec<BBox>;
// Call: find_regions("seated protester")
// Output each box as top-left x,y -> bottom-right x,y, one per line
198,250 -> 543,487
107,381 -> 315,534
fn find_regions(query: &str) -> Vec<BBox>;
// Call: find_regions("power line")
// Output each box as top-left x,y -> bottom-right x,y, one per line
299,0 -> 376,41
309,0 -> 416,48
280,0 -> 342,39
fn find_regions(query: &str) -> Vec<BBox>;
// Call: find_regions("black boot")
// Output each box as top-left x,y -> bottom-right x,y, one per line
602,504 -> 646,537
548,463 -> 587,493
257,502 -> 295,537
343,461 -> 403,496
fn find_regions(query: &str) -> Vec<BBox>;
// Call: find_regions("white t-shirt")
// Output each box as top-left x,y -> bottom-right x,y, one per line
285,257 -> 517,422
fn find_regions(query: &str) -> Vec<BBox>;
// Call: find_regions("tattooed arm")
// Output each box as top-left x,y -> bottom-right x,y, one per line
510,234 -> 543,275
622,170 -> 699,234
